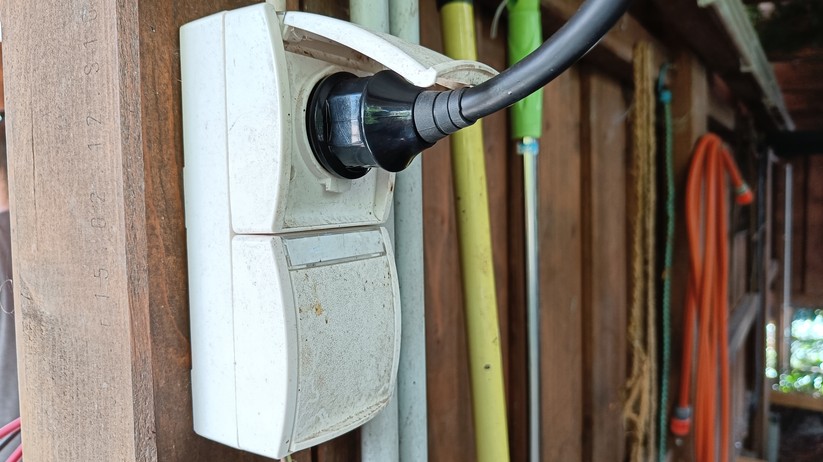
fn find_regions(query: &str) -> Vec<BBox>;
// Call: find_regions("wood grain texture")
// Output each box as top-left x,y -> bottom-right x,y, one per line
580,67 -> 629,462
3,0 -> 154,459
506,141 -> 527,462
539,68 -> 584,462
773,59 -> 823,130
802,156 -> 823,298
772,157 -> 809,298
475,0 -> 666,84
314,429 -> 360,462
541,0 -> 665,82
751,153 -> 775,456
647,0 -> 789,131
667,50 -> 709,462
770,390 -> 823,413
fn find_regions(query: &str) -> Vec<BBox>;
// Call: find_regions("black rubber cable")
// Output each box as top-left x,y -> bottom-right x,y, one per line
459,0 -> 633,121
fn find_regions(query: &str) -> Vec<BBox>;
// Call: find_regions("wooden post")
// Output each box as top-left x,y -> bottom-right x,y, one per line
580,67 -> 629,462
3,1 -> 155,459
538,68 -> 584,462
751,152 -> 775,457
667,50 -> 708,461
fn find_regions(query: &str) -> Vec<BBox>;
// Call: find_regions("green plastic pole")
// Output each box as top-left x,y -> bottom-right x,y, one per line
508,0 -> 543,139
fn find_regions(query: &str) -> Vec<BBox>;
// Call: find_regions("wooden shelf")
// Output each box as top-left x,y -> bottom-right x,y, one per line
770,390 -> 823,413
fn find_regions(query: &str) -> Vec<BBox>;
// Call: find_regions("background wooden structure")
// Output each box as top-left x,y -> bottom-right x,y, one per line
0,0 -> 785,460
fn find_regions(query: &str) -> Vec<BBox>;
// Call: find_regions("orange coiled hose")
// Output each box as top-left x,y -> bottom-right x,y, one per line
670,134 -> 752,462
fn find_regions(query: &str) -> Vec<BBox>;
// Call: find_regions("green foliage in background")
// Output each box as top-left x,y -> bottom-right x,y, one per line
749,1 -> 823,54
778,308 -> 823,396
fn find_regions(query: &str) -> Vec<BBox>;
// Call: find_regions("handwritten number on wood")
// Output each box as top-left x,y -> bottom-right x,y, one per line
84,62 -> 100,75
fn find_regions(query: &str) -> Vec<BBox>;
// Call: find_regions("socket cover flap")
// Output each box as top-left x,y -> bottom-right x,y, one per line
232,228 -> 400,457
281,11 -> 499,89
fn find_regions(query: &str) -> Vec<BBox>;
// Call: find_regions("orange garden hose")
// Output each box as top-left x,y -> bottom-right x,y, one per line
670,134 -> 752,461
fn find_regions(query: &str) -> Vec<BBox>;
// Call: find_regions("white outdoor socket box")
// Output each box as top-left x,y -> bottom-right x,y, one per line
180,1 -> 496,458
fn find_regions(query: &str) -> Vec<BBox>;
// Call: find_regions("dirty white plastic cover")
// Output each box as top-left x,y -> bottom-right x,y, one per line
226,5 -> 394,234
280,11 -> 498,89
232,230 -> 400,456
181,3 -> 406,458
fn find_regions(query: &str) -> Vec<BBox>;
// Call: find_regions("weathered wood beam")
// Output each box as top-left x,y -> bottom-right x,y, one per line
3,1 -> 155,459
580,68 -> 629,462
648,0 -> 794,131
773,60 -> 823,92
538,68 -> 584,462
666,49 -> 709,461
539,0 -> 667,82
770,390 -> 823,413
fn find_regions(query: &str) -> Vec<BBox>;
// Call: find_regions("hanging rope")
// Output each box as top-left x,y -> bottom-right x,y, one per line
623,41 -> 658,462
657,63 -> 674,462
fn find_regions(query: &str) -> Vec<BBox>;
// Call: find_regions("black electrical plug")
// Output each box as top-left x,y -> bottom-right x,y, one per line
306,69 -> 476,179
307,70 -> 439,179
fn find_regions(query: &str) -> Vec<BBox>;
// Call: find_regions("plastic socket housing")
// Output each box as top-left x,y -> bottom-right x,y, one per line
181,4 -> 400,458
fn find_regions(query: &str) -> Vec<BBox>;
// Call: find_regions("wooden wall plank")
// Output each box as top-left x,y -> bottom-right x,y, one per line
802,156 -> 823,298
541,0 -> 665,81
666,50 -> 709,462
770,389 -> 823,413
539,67 -> 584,461
315,431 -> 360,462
751,152 -> 776,457
477,0 -> 667,83
580,67 -> 629,462
773,157 -> 809,299
3,0 -> 154,459
501,78 -> 545,462
507,141 -> 527,462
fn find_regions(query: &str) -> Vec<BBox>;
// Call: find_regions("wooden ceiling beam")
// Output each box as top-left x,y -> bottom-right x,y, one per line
647,0 -> 794,131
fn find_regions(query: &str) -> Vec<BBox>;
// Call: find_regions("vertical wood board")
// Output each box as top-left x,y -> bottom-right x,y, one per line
580,68 -> 629,462
3,0 -> 154,459
802,156 -> 823,297
539,68 -> 584,462
667,50 -> 708,461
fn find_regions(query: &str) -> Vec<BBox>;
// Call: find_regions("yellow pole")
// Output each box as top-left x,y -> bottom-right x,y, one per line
439,2 -> 510,461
